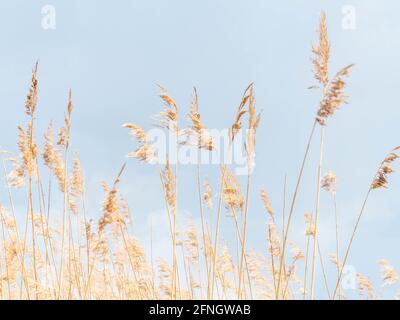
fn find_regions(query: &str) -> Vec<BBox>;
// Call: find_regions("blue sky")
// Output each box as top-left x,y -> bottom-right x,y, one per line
0,0 -> 399,299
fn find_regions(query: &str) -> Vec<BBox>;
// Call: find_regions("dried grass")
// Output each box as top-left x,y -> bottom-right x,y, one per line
0,12 -> 398,301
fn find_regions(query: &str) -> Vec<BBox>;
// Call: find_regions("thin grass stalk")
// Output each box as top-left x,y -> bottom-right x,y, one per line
282,175 -> 287,242
19,204 -> 30,299
57,150 -> 68,298
195,241 -> 204,299
332,188 -> 372,299
310,125 -> 325,299
45,178 -> 60,297
150,218 -> 156,299
231,207 -> 253,299
28,175 -> 38,299
67,210 -> 82,298
180,245 -> 193,299
210,166 -> 226,299
276,120 -> 317,295
238,173 -> 251,299
333,193 -> 341,299
26,113 -> 39,299
77,184 -> 90,287
171,124 -> 180,299
303,234 -> 311,299
267,225 -> 277,299
196,152 -> 210,296
0,209 -> 11,299
317,241 -> 330,299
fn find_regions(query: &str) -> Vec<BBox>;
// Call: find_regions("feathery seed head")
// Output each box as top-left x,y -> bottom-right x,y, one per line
203,180 -> 213,209
316,64 -> 354,125
221,166 -> 244,211
161,159 -> 176,209
123,123 -> 155,163
321,170 -> 337,194
186,87 -> 215,151
312,12 -> 330,87
43,124 -> 65,191
156,85 -> 179,132
25,62 -> 39,117
371,148 -> 399,189
379,259 -> 400,286
229,83 -> 254,143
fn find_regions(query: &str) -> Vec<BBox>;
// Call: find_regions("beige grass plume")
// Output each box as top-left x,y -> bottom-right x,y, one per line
156,85 -> 179,133
229,83 -> 253,142
321,170 -> 336,194
10,125 -> 38,184
304,212 -> 315,237
329,253 -> 343,270
123,123 -> 155,163
371,147 -> 400,189
312,12 -> 330,87
260,189 -> 273,219
161,159 -> 176,209
25,62 -> 39,117
203,180 -> 213,209
267,222 -> 280,257
221,166 -> 244,211
70,151 -> 84,198
15,63 -> 41,180
246,251 -> 274,299
378,259 -> 400,286
215,244 -> 235,293
99,163 -> 126,232
69,152 -> 84,214
286,243 -> 304,285
245,86 -> 261,172
184,221 -> 199,264
6,157 -> 26,188
157,258 -> 173,299
356,272 -> 374,299
312,12 -> 354,125
57,89 -> 73,148
184,87 -> 215,151
316,64 -> 354,125
43,123 -> 65,191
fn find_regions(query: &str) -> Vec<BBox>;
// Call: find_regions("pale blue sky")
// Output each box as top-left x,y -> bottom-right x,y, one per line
0,0 -> 399,299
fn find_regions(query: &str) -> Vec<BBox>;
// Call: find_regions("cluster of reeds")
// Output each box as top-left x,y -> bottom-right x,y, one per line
0,12 -> 399,300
